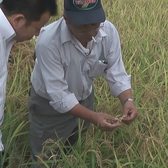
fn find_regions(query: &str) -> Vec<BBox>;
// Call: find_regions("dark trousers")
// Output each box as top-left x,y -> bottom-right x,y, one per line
28,86 -> 94,167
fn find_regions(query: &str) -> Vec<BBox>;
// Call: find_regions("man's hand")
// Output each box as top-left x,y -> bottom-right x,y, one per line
121,101 -> 138,125
90,112 -> 121,131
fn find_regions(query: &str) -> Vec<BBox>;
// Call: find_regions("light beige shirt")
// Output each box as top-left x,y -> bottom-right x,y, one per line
31,17 -> 131,114
0,9 -> 15,151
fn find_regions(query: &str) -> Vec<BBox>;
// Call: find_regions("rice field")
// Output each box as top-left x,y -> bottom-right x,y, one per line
1,0 -> 168,167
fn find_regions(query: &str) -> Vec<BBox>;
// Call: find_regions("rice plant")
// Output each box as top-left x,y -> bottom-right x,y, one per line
1,0 -> 168,167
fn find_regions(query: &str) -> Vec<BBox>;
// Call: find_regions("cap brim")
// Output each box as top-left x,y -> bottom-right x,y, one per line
65,7 -> 105,25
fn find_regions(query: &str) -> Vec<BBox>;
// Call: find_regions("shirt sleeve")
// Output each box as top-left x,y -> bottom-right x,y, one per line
0,75 -> 6,151
33,42 -> 79,113
0,131 -> 4,151
0,78 -> 6,128
0,39 -> 7,151
104,23 -> 131,97
0,41 -> 7,126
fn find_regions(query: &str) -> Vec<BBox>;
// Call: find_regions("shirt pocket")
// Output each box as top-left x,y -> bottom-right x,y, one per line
88,60 -> 108,77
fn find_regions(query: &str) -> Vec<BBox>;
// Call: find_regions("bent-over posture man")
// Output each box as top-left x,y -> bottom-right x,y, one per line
0,0 -> 57,165
28,0 -> 138,167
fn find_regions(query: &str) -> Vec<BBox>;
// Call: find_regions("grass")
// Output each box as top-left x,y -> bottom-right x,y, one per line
1,0 -> 168,167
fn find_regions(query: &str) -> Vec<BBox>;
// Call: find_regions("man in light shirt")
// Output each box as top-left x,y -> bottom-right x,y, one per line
29,0 -> 138,166
0,0 -> 57,165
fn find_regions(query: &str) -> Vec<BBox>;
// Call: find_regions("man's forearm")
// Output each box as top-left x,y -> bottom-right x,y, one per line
68,103 -> 93,122
118,89 -> 133,105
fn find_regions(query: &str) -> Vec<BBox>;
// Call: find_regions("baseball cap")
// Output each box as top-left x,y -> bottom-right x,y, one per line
64,0 -> 106,25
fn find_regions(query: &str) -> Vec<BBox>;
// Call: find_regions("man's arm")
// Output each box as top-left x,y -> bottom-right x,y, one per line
68,103 -> 121,131
118,89 -> 138,125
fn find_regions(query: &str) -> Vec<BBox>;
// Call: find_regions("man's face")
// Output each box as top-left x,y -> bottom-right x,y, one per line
67,22 -> 101,42
13,12 -> 50,42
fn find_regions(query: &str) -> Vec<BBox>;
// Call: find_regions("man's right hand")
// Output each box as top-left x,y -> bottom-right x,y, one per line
90,112 -> 121,131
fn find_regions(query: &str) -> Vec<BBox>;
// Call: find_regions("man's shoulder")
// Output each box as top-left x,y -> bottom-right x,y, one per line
36,17 -> 64,45
104,20 -> 116,29
40,17 -> 64,38
101,20 -> 118,36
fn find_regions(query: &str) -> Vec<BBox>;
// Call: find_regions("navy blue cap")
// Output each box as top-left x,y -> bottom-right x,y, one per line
64,0 -> 106,25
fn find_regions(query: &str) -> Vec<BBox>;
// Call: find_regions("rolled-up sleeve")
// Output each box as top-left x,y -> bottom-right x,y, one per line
104,24 -> 131,97
32,42 -> 79,113
49,93 -> 79,113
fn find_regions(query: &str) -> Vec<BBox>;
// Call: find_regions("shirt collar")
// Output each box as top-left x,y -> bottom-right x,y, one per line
0,9 -> 16,43
60,18 -> 73,45
60,18 -> 107,45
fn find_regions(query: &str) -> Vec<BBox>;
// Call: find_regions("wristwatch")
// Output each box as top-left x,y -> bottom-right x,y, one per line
122,98 -> 134,106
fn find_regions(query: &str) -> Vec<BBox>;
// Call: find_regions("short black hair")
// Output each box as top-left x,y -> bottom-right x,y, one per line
1,0 -> 57,22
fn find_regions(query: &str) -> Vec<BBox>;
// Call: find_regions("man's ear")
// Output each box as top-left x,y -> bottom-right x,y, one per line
10,14 -> 26,28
